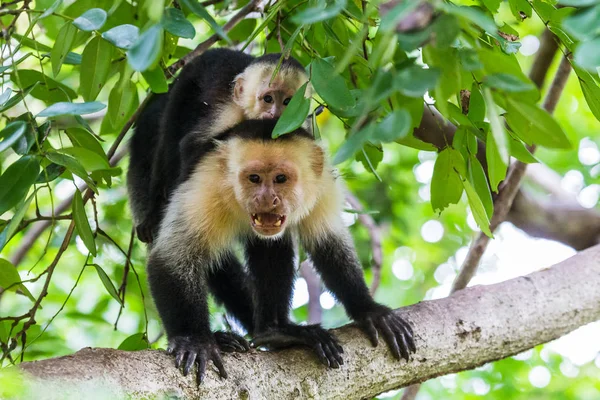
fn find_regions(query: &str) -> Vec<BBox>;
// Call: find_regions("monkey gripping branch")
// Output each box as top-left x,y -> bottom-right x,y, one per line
14,245 -> 600,399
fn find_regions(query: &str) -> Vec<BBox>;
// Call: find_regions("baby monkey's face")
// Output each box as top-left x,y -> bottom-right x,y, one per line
237,159 -> 300,238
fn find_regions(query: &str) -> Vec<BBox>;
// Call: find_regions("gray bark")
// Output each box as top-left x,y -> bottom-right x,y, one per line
19,245 -> 600,400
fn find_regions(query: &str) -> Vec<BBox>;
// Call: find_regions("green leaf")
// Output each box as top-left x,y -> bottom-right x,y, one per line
0,156 -> 40,216
563,5 -> 600,41
59,147 -> 110,171
486,130 -> 507,192
272,82 -> 311,138
482,87 -> 509,169
505,97 -> 572,149
80,37 -> 112,101
73,189 -> 96,256
468,84 -> 486,123
469,156 -> 493,219
161,8 -> 196,39
443,4 -> 498,34
508,0 -> 532,19
36,163 -> 65,184
127,24 -> 163,72
482,0 -> 501,12
40,0 -> 63,19
356,143 -> 383,175
311,58 -> 356,110
291,0 -> 347,24
108,80 -> 138,128
0,194 -> 34,252
0,121 -> 28,153
462,179 -> 493,237
180,0 -> 232,44
0,88 -> 12,106
574,37 -> 600,71
431,148 -> 465,213
101,24 -> 139,49
141,66 -> 169,94
10,70 -> 76,103
485,73 -> 535,92
0,258 -> 34,301
373,109 -> 411,142
66,128 -> 107,161
393,66 -> 440,98
558,0 -> 600,6
145,0 -> 165,21
38,101 -> 106,117
333,123 -> 375,165
51,22 -> 77,77
118,333 -> 149,351
509,136 -> 538,163
46,152 -> 97,192
579,75 -> 600,122
92,264 -> 122,304
73,8 -> 107,31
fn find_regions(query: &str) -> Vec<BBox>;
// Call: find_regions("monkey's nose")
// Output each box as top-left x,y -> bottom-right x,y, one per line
272,196 -> 280,206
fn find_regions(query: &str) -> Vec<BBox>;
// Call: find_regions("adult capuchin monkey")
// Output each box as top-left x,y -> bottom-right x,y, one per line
127,48 -> 310,244
147,119 -> 416,384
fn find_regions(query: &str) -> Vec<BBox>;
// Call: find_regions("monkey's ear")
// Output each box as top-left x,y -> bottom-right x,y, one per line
233,77 -> 245,105
311,144 -> 325,177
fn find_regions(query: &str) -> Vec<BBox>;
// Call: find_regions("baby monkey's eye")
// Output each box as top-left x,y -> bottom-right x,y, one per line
249,174 -> 261,183
274,174 -> 287,183
283,98 -> 291,106
263,95 -> 273,103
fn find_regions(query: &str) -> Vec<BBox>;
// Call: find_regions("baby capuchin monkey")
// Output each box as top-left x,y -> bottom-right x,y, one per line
147,119 -> 416,384
127,49 -> 310,244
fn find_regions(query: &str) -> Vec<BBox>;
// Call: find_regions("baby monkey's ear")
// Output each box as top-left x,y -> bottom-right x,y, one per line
233,75 -> 245,106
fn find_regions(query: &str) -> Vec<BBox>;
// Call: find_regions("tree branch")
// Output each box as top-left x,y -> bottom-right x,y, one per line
18,245 -> 600,399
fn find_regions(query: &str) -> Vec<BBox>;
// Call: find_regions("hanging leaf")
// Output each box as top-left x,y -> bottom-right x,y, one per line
482,87 -> 509,176
484,73 -> 535,92
92,264 -> 122,304
0,259 -> 35,301
38,101 -> 106,117
72,189 -> 96,256
108,80 -> 138,128
0,156 -> 40,216
372,109 -> 412,142
431,148 -> 465,213
46,152 -> 97,192
463,180 -> 493,237
469,156 -> 493,219
80,37 -> 113,101
180,0 -> 232,44
73,8 -> 107,31
291,0 -> 347,24
333,123 -> 375,165
127,24 -> 163,72
0,121 -> 28,153
311,58 -> 356,110
141,66 -> 169,94
101,24 -> 139,49
161,8 -> 196,39
118,333 -> 149,351
51,22 -> 77,77
0,194 -> 34,252
574,37 -> 600,72
272,82 -> 311,138
393,66 -> 440,98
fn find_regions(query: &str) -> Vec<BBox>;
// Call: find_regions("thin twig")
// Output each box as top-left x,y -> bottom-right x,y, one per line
345,193 -> 383,294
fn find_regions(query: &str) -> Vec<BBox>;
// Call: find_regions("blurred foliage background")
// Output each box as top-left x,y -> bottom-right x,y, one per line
1,0 -> 600,398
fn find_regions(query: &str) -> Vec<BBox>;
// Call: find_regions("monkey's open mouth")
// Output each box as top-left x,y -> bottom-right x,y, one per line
250,213 -> 286,229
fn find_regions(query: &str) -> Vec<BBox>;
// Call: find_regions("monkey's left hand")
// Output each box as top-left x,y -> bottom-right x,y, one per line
251,324 -> 344,368
214,331 -> 250,353
355,305 -> 416,361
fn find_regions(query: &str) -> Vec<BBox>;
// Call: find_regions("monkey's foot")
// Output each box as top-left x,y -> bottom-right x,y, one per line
355,305 -> 416,361
251,324 -> 344,368
167,335 -> 227,385
214,331 -> 250,353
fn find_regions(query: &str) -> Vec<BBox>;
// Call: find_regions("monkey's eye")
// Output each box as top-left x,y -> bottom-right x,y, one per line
274,174 -> 287,184
263,95 -> 273,103
249,174 -> 261,183
283,98 -> 291,106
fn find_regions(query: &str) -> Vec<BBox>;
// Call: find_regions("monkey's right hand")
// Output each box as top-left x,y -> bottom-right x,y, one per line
251,324 -> 344,368
167,335 -> 227,385
214,331 -> 250,353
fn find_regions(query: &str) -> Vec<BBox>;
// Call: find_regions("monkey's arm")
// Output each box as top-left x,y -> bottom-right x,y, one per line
304,230 -> 416,361
147,250 -> 247,383
245,235 -> 343,368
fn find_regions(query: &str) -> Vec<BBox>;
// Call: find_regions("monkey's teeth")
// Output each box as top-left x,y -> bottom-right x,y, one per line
252,214 -> 262,226
274,220 -> 281,227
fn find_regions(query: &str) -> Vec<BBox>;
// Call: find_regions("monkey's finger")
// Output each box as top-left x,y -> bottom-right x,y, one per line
378,318 -> 401,360
389,317 -> 416,354
397,332 -> 410,362
218,343 -> 238,353
393,314 -> 415,338
197,354 -> 207,385
362,319 -> 379,347
315,330 -> 344,364
175,350 -> 186,368
313,342 -> 330,367
211,350 -> 228,379
321,343 -> 340,369
183,351 -> 197,376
